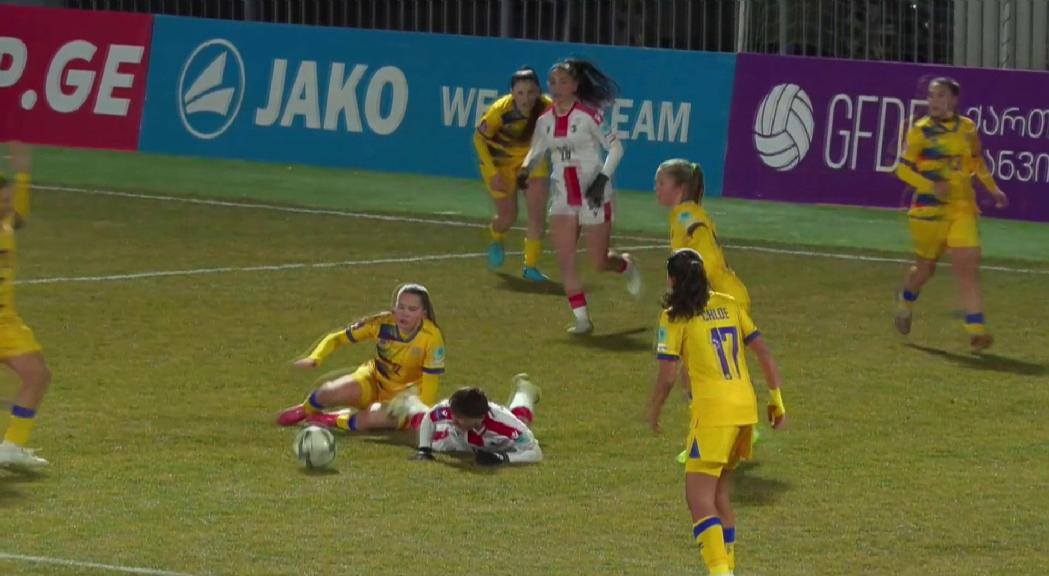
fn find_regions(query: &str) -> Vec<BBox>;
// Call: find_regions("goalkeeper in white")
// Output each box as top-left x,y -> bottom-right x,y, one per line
390,373 -> 542,466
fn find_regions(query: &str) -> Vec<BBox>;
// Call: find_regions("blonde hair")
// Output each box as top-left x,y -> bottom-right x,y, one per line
656,159 -> 705,203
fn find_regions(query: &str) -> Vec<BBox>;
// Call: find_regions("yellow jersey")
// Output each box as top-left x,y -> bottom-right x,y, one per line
473,93 -> 553,171
0,173 -> 29,319
656,292 -> 759,428
668,202 -> 729,275
308,312 -> 445,386
896,115 -> 997,219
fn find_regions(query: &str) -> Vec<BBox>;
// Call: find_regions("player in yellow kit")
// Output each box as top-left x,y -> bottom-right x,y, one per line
655,159 -> 750,312
646,249 -> 786,576
474,67 -> 553,281
894,77 -> 1008,352
0,142 -> 52,469
276,283 -> 444,433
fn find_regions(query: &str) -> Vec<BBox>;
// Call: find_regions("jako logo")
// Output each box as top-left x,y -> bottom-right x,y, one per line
177,39 -> 245,140
753,83 -> 814,171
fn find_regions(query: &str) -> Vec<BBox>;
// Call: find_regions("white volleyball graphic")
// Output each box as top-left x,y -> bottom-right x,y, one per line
753,83 -> 815,171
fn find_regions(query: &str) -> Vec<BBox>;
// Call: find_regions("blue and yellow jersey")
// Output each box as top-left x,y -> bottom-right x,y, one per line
0,173 -> 29,319
307,312 -> 445,387
896,115 -> 997,219
656,292 -> 759,428
668,202 -> 728,275
473,93 -> 553,171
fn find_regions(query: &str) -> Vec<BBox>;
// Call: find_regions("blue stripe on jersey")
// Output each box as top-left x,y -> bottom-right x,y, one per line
689,439 -> 700,459
422,367 -> 444,375
656,353 -> 679,361
914,193 -> 943,206
919,169 -> 946,182
345,328 -> 357,343
743,331 -> 761,344
692,516 -> 722,539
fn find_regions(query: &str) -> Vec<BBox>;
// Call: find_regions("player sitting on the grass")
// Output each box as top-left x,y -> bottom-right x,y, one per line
391,374 -> 542,465
276,283 -> 444,433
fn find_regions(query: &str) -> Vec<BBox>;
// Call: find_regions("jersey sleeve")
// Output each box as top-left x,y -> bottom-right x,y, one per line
588,111 -> 624,178
346,315 -> 380,343
505,431 -> 543,464
521,115 -> 551,174
473,98 -> 506,172
306,329 -> 351,364
965,123 -> 998,192
656,310 -> 685,361
896,125 -> 935,192
739,305 -> 761,345
422,329 -> 445,376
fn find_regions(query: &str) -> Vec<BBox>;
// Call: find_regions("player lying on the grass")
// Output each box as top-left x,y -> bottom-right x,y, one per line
0,142 -> 53,469
276,283 -> 445,433
646,249 -> 787,576
893,76 -> 1008,352
474,66 -> 553,281
388,373 -> 542,465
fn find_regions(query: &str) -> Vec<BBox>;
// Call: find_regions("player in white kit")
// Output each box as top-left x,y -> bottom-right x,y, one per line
518,58 -> 641,335
390,373 -> 543,465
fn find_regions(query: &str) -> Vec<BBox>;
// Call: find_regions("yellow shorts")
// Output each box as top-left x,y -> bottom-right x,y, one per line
909,214 -> 980,260
709,270 -> 751,314
346,362 -> 409,408
481,158 -> 551,200
0,314 -> 42,360
684,425 -> 753,477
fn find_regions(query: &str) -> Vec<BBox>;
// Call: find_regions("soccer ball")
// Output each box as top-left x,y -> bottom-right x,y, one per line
293,425 -> 336,469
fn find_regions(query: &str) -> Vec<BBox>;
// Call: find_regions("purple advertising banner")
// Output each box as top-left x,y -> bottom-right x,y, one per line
723,54 -> 1049,222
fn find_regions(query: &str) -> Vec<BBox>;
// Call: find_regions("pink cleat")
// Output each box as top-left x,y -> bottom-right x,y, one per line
305,411 -> 340,428
276,404 -> 307,426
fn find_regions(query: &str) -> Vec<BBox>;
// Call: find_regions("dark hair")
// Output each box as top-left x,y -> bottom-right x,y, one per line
662,249 -> 710,321
930,76 -> 961,96
657,159 -> 705,203
392,283 -> 438,327
449,387 -> 489,419
510,66 -> 540,90
551,58 -> 618,107
511,66 -> 545,137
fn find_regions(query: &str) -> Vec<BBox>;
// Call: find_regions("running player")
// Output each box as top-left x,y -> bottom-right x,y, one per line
474,67 -> 552,281
894,77 -> 1008,352
0,142 -> 52,469
518,58 -> 640,334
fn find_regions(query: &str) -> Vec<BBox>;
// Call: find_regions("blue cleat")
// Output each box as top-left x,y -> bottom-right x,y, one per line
487,241 -> 505,269
521,266 -> 550,282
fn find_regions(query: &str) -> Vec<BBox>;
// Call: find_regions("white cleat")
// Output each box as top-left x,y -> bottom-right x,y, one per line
385,388 -> 427,422
894,307 -> 912,335
623,253 -> 642,297
510,373 -> 542,406
0,441 -> 49,469
567,317 -> 594,335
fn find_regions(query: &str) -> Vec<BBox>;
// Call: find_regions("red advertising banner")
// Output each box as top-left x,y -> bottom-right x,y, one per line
0,6 -> 152,150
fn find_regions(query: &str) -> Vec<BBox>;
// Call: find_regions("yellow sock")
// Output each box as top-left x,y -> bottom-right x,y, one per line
723,526 -> 735,571
489,223 -> 506,243
693,516 -> 730,575
336,411 -> 359,432
523,238 -> 542,267
3,405 -> 37,446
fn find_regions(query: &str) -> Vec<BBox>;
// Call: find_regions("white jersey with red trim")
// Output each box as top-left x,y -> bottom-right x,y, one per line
417,400 -> 542,464
521,101 -> 624,217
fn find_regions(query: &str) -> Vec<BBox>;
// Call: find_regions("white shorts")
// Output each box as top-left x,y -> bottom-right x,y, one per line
549,166 -> 614,226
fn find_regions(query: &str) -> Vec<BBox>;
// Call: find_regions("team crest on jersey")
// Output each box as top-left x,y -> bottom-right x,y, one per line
432,346 -> 445,364
678,211 -> 694,224
478,120 -> 488,133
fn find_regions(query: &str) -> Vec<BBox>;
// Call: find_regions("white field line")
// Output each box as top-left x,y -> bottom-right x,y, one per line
0,552 -> 204,576
36,185 -> 1049,277
17,245 -> 667,286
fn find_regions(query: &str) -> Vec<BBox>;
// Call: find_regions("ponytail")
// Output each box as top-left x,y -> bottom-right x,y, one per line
662,249 -> 710,321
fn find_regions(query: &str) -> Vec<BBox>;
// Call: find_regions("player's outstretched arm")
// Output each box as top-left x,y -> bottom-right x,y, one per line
411,409 -> 437,461
504,441 -> 542,465
295,329 -> 352,368
646,359 -> 679,434
747,335 -> 787,429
